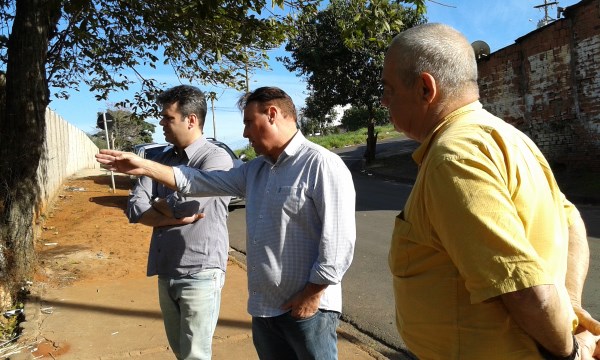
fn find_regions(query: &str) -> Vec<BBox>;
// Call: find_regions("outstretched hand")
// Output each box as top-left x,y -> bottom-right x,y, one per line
95,150 -> 147,176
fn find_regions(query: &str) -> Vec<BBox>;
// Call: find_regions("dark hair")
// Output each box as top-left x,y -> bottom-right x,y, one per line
157,85 -> 207,129
237,87 -> 297,121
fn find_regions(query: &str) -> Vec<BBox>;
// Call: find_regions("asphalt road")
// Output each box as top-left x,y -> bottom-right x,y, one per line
336,143 -> 414,356
226,139 -> 600,358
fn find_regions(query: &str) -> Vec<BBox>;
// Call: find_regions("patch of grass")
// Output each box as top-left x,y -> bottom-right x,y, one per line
308,125 -> 400,150
0,289 -> 26,350
234,125 -> 402,161
0,310 -> 21,340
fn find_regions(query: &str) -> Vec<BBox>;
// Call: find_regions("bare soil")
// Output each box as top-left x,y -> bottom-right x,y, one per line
34,171 -> 149,288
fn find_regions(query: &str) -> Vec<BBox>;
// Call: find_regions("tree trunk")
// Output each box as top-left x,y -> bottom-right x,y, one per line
0,0 -> 60,300
363,106 -> 377,164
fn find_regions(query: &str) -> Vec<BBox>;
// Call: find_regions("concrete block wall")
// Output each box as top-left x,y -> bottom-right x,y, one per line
36,108 -> 99,216
477,0 -> 600,172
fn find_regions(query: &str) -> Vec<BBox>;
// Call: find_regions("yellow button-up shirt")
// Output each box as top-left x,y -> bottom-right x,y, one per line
389,101 -> 578,360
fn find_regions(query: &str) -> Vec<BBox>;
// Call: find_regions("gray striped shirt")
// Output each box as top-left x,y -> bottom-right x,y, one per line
127,137 -> 233,277
174,132 -> 356,317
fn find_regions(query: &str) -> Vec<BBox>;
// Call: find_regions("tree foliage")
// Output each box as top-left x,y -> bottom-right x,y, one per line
1,0 -> 318,116
93,109 -> 155,152
299,103 -> 339,135
0,0 -> 318,306
301,91 -> 333,122
341,105 -> 389,131
281,0 -> 424,161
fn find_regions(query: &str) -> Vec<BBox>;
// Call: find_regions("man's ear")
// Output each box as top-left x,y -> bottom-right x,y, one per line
187,113 -> 198,129
420,72 -> 437,104
267,106 -> 277,123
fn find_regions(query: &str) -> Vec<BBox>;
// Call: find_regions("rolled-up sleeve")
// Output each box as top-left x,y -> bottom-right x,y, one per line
126,176 -> 155,223
174,166 -> 193,194
309,156 -> 356,285
165,192 -> 201,219
173,163 -> 247,198
167,148 -> 233,218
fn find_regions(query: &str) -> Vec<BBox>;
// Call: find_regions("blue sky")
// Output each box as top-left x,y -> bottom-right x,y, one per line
48,0 -> 579,150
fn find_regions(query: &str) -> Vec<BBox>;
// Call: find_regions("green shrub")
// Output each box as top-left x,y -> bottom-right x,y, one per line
341,106 -> 390,131
308,124 -> 400,149
235,145 -> 256,161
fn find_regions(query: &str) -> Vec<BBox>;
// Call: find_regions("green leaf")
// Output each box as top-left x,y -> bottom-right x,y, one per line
382,21 -> 390,32
282,0 -> 425,124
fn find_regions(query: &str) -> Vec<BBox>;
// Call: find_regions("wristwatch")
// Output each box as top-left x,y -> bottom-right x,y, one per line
537,334 -> 579,360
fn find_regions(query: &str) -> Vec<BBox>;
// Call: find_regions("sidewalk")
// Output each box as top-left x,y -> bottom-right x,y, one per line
11,256 -> 381,360
2,168 -> 385,360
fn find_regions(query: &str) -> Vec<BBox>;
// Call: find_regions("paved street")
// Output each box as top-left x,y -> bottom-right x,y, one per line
227,139 -> 600,358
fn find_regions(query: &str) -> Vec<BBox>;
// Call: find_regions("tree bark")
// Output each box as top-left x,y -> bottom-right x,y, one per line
363,105 -> 377,164
0,0 -> 60,292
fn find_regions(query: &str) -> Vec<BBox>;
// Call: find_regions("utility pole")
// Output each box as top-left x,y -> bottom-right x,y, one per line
244,47 -> 250,93
102,112 -> 116,193
209,92 -> 217,140
245,60 -> 250,93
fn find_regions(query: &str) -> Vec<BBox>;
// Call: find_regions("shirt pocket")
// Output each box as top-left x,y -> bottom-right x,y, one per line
388,211 -> 413,276
276,186 -> 304,216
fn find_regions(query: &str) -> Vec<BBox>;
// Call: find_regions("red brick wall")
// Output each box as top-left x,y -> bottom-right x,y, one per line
477,0 -> 600,172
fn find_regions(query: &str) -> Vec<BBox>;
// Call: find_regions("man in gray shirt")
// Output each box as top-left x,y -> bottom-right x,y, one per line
126,85 -> 233,360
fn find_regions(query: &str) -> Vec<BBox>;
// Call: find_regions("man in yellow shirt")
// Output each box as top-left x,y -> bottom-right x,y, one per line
381,23 -> 600,360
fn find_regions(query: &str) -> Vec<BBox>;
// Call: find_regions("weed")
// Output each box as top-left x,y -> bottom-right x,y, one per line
0,285 -> 27,353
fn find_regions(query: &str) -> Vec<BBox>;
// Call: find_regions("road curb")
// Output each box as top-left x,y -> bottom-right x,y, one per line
226,249 -> 410,359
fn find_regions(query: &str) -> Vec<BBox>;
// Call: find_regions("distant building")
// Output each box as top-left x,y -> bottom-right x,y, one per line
299,104 -> 351,136
326,104 -> 351,127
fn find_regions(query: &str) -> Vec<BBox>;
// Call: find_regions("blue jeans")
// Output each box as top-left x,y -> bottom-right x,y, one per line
252,310 -> 340,360
158,269 -> 225,360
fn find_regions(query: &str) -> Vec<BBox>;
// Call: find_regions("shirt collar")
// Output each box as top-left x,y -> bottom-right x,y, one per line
265,130 -> 304,166
173,136 -> 206,159
413,101 -> 482,165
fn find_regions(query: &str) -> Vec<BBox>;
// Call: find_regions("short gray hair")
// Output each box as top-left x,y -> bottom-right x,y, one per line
389,23 -> 479,100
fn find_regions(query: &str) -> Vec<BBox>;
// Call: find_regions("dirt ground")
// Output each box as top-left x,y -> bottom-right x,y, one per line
34,171 -> 149,289
25,161 -> 600,359
23,171 -> 153,357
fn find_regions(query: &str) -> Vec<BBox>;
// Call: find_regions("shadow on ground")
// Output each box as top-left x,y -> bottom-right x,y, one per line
366,152 -> 599,207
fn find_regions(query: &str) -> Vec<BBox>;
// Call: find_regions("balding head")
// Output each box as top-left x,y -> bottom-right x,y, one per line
387,23 -> 479,102
381,23 -> 481,141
